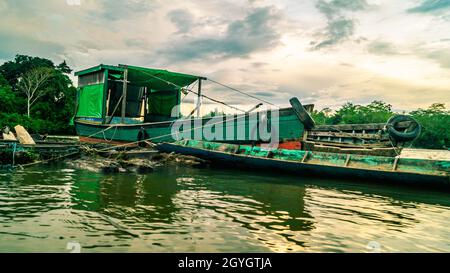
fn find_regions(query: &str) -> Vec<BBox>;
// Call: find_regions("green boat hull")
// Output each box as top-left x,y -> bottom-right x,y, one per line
156,140 -> 450,190
75,108 -> 305,144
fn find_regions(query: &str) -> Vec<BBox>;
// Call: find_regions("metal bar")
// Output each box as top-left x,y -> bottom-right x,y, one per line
121,68 -> 128,123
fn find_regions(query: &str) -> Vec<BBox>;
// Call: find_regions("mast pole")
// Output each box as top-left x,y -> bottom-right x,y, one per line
121,67 -> 128,123
196,79 -> 202,118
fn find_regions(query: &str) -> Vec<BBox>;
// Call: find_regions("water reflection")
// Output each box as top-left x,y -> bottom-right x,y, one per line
0,164 -> 449,252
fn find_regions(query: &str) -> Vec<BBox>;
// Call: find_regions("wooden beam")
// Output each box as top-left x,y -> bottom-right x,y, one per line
102,69 -> 109,124
304,140 -> 390,148
196,79 -> 202,118
308,131 -> 387,140
344,154 -> 351,167
121,68 -> 128,123
313,121 -> 413,132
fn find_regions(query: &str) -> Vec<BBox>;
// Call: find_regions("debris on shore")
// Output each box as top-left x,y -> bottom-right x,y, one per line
1,125 -> 209,173
65,156 -> 156,174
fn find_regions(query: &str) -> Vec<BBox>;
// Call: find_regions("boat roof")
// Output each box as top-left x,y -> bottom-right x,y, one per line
75,64 -> 206,90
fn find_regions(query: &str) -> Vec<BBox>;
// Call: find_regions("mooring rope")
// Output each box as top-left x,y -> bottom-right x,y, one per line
95,113 -> 252,153
132,69 -> 249,113
207,78 -> 279,108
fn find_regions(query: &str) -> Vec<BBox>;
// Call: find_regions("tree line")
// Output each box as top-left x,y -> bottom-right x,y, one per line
310,101 -> 449,149
0,54 -> 76,135
0,54 -> 448,149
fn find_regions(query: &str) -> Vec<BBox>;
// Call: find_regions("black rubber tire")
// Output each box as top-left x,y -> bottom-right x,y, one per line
137,129 -> 149,147
289,97 -> 315,130
386,115 -> 421,142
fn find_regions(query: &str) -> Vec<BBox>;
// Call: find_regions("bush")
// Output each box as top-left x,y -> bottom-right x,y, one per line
311,101 -> 449,149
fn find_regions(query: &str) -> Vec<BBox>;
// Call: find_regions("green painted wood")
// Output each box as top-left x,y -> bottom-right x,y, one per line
75,107 -> 305,144
156,140 -> 450,188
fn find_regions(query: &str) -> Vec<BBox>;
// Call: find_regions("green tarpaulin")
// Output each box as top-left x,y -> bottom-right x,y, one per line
74,64 -> 203,121
75,64 -> 201,91
148,90 -> 180,116
126,65 -> 200,91
76,83 -> 104,118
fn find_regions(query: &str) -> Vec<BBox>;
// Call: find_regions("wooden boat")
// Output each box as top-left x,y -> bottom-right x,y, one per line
73,64 -> 313,145
156,140 -> 450,189
0,139 -> 80,170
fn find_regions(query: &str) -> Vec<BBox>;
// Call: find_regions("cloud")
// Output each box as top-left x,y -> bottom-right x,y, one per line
93,0 -> 156,21
253,91 -> 276,97
313,18 -> 355,50
0,32 -> 65,60
316,0 -> 369,18
312,0 -> 369,50
160,6 -> 283,61
408,0 -> 450,13
421,48 -> 450,69
168,9 -> 195,34
367,40 -> 399,55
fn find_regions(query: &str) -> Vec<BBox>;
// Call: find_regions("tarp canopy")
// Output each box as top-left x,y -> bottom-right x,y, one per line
125,65 -> 201,91
148,89 -> 180,117
75,64 -> 204,91
74,64 -> 204,120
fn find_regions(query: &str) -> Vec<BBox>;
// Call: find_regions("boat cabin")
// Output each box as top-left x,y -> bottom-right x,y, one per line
74,64 -> 206,125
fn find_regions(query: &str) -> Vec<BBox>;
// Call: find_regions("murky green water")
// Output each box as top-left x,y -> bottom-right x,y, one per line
0,164 -> 449,253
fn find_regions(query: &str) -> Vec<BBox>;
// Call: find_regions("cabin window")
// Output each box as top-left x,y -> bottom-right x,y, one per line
78,71 -> 104,87
105,81 -> 145,118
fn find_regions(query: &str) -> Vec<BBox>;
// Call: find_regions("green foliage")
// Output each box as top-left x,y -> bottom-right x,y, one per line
0,54 -> 76,135
203,109 -> 226,118
410,103 -> 449,149
312,101 -> 449,149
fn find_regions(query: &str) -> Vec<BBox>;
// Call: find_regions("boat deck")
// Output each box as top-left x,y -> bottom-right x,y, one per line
400,149 -> 450,161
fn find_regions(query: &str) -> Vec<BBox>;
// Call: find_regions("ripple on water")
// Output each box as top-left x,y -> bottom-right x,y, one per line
0,165 -> 449,252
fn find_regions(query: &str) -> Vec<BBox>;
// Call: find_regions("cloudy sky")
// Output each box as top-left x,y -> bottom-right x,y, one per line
1,0 -> 449,114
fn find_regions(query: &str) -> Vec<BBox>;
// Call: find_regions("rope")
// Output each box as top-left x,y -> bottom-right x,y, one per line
95,113 -> 249,153
12,143 -> 16,167
87,124 -> 118,138
132,69 -> 247,113
103,126 -> 118,142
14,151 -> 80,169
188,89 -> 246,113
207,78 -> 279,107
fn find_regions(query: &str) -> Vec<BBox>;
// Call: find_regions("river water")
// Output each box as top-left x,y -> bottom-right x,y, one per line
0,164 -> 449,253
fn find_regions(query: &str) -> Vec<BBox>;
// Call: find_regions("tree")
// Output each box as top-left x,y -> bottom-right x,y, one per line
57,60 -> 72,74
0,55 -> 54,86
0,74 -> 21,113
17,67 -> 54,118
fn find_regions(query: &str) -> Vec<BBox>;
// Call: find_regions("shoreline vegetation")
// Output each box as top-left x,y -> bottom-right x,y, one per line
0,54 -> 448,149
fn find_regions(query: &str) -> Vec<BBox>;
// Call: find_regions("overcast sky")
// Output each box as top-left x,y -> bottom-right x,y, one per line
1,0 -> 449,113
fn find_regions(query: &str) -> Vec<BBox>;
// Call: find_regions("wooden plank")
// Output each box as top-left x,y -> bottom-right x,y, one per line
313,121 -> 412,132
400,148 -> 450,161
344,155 -> 351,167
304,140 -> 390,148
14,125 -> 36,145
289,98 -> 315,129
309,145 -> 398,157
308,131 -> 386,140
